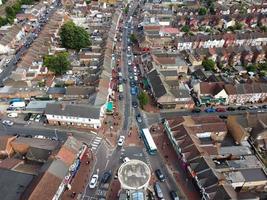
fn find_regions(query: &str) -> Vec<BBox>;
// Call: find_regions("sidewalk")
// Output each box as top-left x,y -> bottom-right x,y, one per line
106,179 -> 121,200
61,149 -> 95,200
125,125 -> 143,147
151,126 -> 200,200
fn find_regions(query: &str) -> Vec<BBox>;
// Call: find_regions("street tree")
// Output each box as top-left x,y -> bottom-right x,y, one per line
246,64 -> 257,72
181,25 -> 190,33
138,91 -> 149,109
198,7 -> 207,15
129,34 -> 138,43
60,21 -> 91,50
44,52 -> 70,75
202,59 -> 216,71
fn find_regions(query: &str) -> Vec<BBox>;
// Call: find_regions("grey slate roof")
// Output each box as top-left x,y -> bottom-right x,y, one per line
0,168 -> 34,200
45,103 -> 100,119
26,147 -> 51,163
147,69 -> 167,99
47,87 -> 66,94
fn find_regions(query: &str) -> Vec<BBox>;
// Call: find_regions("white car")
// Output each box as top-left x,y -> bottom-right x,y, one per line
134,76 -> 138,81
35,114 -> 41,122
8,113 -> 18,118
123,157 -> 130,163
89,174 -> 98,189
117,135 -> 125,147
128,61 -> 132,66
2,120 -> 14,126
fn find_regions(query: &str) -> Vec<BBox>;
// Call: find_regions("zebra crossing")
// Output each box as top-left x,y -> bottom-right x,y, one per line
91,136 -> 102,152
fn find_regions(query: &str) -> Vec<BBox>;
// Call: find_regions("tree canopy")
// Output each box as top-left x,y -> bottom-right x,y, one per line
202,59 -> 216,71
60,21 -> 91,50
129,34 -> 138,44
181,25 -> 190,33
198,7 -> 207,15
44,52 -> 70,75
138,91 -> 149,109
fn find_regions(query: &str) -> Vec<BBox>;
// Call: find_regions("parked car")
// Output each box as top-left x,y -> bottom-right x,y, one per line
136,114 -> 142,123
262,105 -> 267,109
30,114 -> 37,121
132,101 -> 138,108
89,174 -> 98,189
2,120 -> 14,126
101,171 -> 112,184
154,182 -> 163,199
237,106 -> 247,110
248,105 -> 258,110
131,86 -> 137,95
24,113 -> 32,121
117,135 -> 125,147
170,191 -> 179,200
8,113 -> 18,118
227,107 -> 236,111
119,94 -> 123,101
191,108 -> 201,113
35,114 -> 42,122
216,107 -> 226,112
205,108 -> 215,113
155,169 -> 166,182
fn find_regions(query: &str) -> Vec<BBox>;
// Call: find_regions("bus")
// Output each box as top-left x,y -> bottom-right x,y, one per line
118,84 -> 123,93
141,128 -> 157,155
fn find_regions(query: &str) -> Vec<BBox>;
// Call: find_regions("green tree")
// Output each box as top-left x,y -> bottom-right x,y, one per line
5,6 -> 15,18
259,62 -> 267,71
60,21 -> 91,50
234,22 -> 243,30
0,17 -> 8,27
260,26 -> 267,32
246,65 -> 257,72
181,25 -> 190,33
124,7 -> 129,14
138,91 -> 149,109
44,52 -> 70,75
202,59 -> 215,71
129,34 -> 137,43
198,7 -> 207,15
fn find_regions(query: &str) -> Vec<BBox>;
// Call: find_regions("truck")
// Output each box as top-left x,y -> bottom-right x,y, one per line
9,101 -> 26,108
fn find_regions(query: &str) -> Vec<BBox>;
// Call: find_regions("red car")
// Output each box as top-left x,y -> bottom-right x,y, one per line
216,107 -> 226,112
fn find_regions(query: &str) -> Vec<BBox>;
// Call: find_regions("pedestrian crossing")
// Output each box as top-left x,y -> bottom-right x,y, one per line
91,136 -> 102,152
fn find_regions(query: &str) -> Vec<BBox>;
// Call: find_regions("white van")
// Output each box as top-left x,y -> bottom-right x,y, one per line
8,113 -> 18,118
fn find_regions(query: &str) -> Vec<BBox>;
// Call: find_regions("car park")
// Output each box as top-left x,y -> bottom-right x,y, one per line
117,135 -> 125,147
154,182 -> 163,199
2,120 -> 14,126
170,191 -> 179,200
136,114 -> 142,123
89,174 -> 98,189
101,171 -> 112,184
155,169 -> 166,182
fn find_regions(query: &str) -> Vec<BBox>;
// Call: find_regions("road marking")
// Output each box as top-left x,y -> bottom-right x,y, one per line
91,143 -> 98,147
95,136 -> 102,141
91,146 -> 97,150
105,159 -> 110,170
92,141 -> 101,145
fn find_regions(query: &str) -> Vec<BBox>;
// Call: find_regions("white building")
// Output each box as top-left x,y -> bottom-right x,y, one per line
45,103 -> 101,129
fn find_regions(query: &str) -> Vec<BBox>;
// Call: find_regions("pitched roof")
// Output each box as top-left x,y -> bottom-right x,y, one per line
199,82 -> 225,96
45,103 -> 100,119
147,69 -> 167,98
0,168 -> 34,200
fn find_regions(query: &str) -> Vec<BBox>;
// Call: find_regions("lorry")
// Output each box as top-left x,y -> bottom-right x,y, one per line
9,101 -> 26,108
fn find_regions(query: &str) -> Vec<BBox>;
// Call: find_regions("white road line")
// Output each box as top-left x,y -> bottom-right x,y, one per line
94,137 -> 102,141
92,141 -> 101,145
105,159 -> 110,169
91,143 -> 98,147
91,146 -> 97,150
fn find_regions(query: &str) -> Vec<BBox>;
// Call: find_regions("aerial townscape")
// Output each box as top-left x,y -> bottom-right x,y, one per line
1,0 -> 267,200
